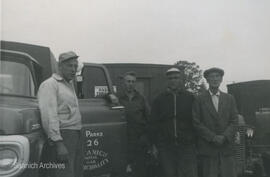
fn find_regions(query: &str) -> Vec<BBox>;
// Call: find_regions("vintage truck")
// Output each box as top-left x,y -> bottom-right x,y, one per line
0,41 -> 127,177
228,80 -> 270,177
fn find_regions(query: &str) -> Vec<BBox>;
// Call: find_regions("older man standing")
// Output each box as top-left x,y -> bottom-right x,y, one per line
150,68 -> 198,177
38,51 -> 81,177
192,67 -> 238,177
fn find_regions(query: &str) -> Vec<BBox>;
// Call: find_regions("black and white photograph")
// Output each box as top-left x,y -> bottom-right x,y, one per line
0,0 -> 270,177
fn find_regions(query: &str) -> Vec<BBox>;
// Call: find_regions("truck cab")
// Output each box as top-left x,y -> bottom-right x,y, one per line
0,41 -> 127,177
228,80 -> 270,177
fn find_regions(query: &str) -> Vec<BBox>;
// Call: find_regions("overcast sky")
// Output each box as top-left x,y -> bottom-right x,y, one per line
1,0 -> 270,91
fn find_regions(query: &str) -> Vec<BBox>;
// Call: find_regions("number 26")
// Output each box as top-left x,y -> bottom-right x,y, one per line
87,139 -> 99,147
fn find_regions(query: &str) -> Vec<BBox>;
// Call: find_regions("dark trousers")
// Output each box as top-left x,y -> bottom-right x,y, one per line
128,139 -> 149,177
200,154 -> 236,177
40,129 -> 81,177
158,144 -> 198,177
131,151 -> 148,177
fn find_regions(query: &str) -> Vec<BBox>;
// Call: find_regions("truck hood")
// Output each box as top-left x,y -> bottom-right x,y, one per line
0,95 -> 41,135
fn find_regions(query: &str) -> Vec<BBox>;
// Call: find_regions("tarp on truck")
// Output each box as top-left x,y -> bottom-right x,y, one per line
1,40 -> 57,83
227,80 -> 270,124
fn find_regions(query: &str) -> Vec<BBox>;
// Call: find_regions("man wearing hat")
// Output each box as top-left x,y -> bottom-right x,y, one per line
150,67 -> 198,177
192,67 -> 238,177
38,51 -> 81,177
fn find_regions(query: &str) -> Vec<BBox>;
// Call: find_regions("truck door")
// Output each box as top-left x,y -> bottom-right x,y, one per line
77,63 -> 127,177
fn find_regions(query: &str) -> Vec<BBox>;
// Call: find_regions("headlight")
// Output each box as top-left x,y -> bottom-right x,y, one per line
0,149 -> 18,170
246,127 -> 254,138
0,135 -> 29,177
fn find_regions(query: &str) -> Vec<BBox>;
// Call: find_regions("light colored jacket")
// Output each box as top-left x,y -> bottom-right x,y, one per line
38,73 -> 82,141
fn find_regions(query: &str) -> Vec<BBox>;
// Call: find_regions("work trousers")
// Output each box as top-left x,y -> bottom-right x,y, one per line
40,129 -> 81,177
200,154 -> 237,177
130,151 -> 148,177
128,138 -> 149,177
158,143 -> 198,177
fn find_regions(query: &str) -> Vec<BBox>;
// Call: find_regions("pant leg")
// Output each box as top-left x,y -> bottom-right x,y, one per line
55,130 -> 80,177
133,152 -> 148,177
220,155 -> 237,177
75,131 -> 83,177
177,144 -> 198,177
200,155 -> 219,177
158,145 -> 177,177
39,140 -> 56,177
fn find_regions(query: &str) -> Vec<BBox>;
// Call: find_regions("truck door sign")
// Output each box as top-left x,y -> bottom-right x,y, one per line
94,86 -> 117,97
83,130 -> 110,171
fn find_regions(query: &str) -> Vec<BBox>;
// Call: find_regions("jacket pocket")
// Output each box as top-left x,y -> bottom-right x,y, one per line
58,105 -> 71,120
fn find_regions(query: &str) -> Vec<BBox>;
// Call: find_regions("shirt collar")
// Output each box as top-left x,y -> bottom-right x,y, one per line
123,89 -> 139,98
209,90 -> 220,96
52,73 -> 73,84
52,73 -> 63,81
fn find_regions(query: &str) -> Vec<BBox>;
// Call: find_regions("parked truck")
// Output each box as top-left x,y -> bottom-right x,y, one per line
0,41 -> 127,177
228,80 -> 270,177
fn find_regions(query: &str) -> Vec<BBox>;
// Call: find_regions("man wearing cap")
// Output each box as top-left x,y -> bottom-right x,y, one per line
38,51 -> 81,177
150,67 -> 198,177
192,67 -> 238,177
118,71 -> 151,177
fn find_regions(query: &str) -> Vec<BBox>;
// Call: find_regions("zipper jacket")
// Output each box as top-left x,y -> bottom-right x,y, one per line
150,88 -> 196,147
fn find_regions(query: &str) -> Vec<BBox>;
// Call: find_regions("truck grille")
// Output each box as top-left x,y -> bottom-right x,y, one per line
234,125 -> 246,175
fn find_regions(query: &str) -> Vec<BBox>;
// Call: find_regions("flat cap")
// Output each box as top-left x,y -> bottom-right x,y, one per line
166,67 -> 180,75
203,67 -> 224,78
123,71 -> 137,78
59,51 -> 79,63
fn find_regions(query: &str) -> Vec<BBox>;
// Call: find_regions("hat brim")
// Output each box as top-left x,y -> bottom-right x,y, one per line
204,68 -> 224,78
59,56 -> 79,63
166,71 -> 181,76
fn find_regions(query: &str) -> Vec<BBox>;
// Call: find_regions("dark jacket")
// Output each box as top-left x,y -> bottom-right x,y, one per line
150,89 -> 196,147
118,90 -> 150,162
192,91 -> 238,156
118,90 -> 149,131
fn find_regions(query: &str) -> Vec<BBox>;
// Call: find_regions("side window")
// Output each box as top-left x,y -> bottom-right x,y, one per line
0,57 -> 36,97
80,66 -> 109,99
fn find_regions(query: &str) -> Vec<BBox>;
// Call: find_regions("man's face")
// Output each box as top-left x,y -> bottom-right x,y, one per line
59,59 -> 78,82
123,75 -> 136,92
206,72 -> 223,89
167,72 -> 183,90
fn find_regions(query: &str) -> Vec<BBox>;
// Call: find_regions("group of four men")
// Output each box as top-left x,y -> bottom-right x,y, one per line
38,51 -> 238,177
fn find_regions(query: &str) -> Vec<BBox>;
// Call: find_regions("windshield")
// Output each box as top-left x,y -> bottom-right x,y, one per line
0,59 -> 35,97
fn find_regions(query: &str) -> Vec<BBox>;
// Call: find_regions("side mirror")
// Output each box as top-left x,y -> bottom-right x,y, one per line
76,61 -> 84,74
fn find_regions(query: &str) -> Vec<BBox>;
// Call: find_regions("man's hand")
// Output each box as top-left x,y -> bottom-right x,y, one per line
212,135 -> 225,146
150,144 -> 159,159
55,141 -> 69,163
108,94 -> 119,104
126,164 -> 132,173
